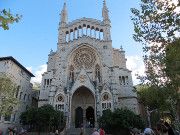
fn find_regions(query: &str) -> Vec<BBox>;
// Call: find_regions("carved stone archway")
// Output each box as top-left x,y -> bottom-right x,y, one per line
71,86 -> 95,128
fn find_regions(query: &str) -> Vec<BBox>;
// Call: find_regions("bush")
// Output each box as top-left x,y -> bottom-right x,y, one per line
20,105 -> 65,132
98,108 -> 145,134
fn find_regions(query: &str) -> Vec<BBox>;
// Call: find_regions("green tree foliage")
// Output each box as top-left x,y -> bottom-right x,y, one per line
0,9 -> 21,30
165,39 -> 180,88
0,75 -> 18,116
131,0 -> 180,124
20,105 -> 65,132
98,109 -> 145,134
136,85 -> 168,111
131,0 -> 179,86
131,0 -> 179,44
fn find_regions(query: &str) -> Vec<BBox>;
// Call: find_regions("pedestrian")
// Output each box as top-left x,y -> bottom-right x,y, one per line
164,122 -> 175,135
91,128 -> 100,135
99,128 -> 105,135
144,127 -> 155,135
55,129 -> 59,135
156,122 -> 168,135
0,129 -> 2,135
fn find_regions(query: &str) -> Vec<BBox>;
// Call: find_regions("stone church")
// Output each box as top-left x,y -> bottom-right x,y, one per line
38,0 -> 139,128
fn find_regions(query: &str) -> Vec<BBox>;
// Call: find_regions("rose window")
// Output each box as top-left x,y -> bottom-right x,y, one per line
73,46 -> 96,69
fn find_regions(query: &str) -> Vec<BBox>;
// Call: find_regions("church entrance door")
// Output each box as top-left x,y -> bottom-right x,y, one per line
86,106 -> 95,128
71,86 -> 95,128
75,107 -> 83,128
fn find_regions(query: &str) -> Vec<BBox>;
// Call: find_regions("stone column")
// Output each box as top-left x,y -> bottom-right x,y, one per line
81,29 -> 83,36
90,29 -> 92,37
95,89 -> 100,128
73,31 -> 75,39
68,33 -> 70,41
77,29 -> 79,38
94,30 -> 96,38
83,108 -> 86,128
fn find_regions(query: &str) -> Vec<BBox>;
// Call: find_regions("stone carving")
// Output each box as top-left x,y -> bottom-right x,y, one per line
72,46 -> 96,69
78,75 -> 87,83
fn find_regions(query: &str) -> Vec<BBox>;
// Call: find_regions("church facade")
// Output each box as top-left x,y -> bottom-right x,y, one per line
38,0 -> 139,128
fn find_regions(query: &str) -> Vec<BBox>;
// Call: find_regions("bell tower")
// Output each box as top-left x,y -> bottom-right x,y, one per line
102,0 -> 111,41
58,1 -> 68,44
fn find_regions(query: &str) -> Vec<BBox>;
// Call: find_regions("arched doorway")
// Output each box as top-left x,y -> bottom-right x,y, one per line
75,107 -> 83,128
71,86 -> 95,128
86,106 -> 95,128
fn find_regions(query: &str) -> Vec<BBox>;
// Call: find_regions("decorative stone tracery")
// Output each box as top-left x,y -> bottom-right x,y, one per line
72,46 -> 97,69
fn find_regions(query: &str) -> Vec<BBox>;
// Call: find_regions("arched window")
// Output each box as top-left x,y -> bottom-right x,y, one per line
122,76 -> 125,85
16,86 -> 20,98
55,94 -> 65,111
95,64 -> 101,83
24,94 -> 27,101
101,93 -> 111,110
19,92 -> 23,100
69,65 -> 74,82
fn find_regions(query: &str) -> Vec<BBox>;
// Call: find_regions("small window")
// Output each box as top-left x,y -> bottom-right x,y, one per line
12,113 -> 16,122
4,114 -> 11,121
103,45 -> 107,49
19,92 -> 23,99
24,94 -> 26,101
118,97 -> 121,102
16,86 -> 20,98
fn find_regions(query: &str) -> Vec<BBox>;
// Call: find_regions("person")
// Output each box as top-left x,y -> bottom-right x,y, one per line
80,127 -> 84,135
80,131 -> 83,135
19,127 -> 27,135
164,122 -> 175,135
55,129 -> 59,135
0,129 -> 2,135
91,128 -> 100,135
99,128 -> 105,135
144,127 -> 155,135
156,122 -> 168,135
13,127 -> 17,135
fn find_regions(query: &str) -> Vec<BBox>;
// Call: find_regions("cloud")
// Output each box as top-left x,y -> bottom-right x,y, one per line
27,65 -> 47,84
126,55 -> 145,85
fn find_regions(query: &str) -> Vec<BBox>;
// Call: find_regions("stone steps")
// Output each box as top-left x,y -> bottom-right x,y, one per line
67,128 -> 93,135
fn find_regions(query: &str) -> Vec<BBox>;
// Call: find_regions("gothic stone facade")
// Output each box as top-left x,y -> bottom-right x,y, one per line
38,1 -> 139,128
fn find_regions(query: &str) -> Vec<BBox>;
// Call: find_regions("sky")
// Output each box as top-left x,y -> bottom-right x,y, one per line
0,0 -> 145,85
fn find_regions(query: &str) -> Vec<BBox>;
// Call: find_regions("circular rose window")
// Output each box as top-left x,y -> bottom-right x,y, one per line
57,95 -> 64,102
72,46 -> 96,69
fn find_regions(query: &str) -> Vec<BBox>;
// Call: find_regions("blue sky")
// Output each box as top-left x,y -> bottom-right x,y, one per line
0,0 -> 145,84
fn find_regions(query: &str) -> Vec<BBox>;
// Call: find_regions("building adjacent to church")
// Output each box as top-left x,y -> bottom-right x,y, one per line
38,0 -> 139,128
0,56 -> 34,134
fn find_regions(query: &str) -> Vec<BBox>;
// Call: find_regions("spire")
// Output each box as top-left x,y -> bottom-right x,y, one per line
60,0 -> 68,26
102,0 -> 110,22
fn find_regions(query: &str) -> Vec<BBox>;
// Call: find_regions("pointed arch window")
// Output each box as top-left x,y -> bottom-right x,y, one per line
69,65 -> 74,82
95,64 -> 101,83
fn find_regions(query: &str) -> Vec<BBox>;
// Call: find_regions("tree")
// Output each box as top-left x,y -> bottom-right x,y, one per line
20,105 -> 65,132
0,75 -> 18,116
131,0 -> 180,125
136,85 -> 168,111
0,9 -> 21,30
98,109 -> 145,135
